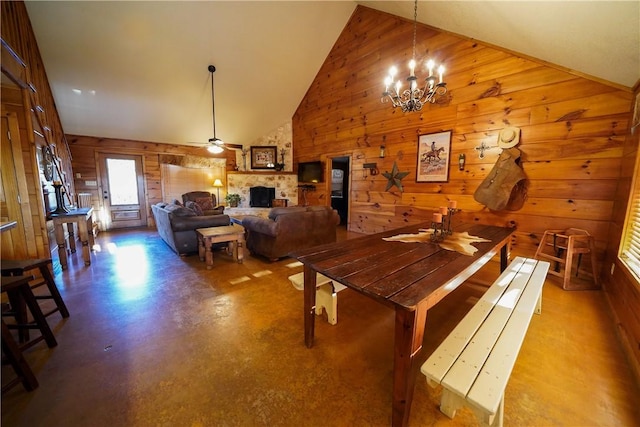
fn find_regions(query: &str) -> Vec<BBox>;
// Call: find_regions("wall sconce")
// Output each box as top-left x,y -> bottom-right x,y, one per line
363,162 -> 378,179
458,154 -> 466,171
379,145 -> 386,158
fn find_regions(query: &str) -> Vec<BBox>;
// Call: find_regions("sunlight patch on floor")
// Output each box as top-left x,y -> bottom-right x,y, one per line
229,276 -> 251,285
286,261 -> 303,268
252,270 -> 273,278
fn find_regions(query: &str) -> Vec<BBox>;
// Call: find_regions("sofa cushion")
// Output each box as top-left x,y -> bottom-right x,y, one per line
164,203 -> 197,217
268,206 -> 307,221
185,201 -> 203,216
195,196 -> 214,212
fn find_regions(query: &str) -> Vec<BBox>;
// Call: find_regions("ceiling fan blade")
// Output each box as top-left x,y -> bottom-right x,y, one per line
224,143 -> 244,150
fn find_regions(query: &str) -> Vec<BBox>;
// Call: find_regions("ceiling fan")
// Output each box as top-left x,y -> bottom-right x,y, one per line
204,64 -> 242,154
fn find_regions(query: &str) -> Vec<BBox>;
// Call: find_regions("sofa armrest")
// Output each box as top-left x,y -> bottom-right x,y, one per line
242,216 -> 278,237
171,214 -> 230,232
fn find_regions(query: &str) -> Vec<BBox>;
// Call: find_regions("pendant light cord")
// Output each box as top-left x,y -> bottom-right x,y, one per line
210,67 -> 217,140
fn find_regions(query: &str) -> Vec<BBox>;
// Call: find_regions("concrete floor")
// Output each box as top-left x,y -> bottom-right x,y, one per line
2,226 -> 640,426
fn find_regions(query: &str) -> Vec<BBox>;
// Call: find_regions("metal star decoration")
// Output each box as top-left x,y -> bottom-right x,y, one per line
382,161 -> 410,192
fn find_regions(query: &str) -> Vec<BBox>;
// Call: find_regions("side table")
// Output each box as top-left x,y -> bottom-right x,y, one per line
196,224 -> 246,269
50,207 -> 95,269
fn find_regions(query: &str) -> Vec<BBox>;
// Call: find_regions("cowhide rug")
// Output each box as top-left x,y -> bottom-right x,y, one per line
382,229 -> 491,256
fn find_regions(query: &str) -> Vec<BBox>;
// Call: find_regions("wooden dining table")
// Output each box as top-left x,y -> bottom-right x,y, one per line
291,222 -> 516,427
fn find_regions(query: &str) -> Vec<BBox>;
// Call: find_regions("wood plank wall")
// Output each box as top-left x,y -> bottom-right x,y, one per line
67,135 -> 235,228
602,83 -> 640,381
1,1 -> 73,258
293,5 -> 638,378
293,6 -> 633,280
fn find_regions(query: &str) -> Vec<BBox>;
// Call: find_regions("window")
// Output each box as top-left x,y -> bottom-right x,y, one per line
620,149 -> 640,280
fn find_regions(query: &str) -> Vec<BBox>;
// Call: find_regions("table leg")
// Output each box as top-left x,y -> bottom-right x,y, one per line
500,242 -> 509,271
198,234 -> 205,261
67,222 -> 76,253
304,266 -> 318,348
204,238 -> 214,270
236,234 -> 245,264
87,216 -> 95,248
392,305 -> 428,427
77,216 -> 91,266
54,222 -> 68,270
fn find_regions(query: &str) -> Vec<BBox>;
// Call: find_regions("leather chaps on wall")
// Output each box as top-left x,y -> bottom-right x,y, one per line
473,147 -> 527,211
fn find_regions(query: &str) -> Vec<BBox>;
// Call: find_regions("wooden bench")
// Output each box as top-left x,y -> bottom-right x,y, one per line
288,272 -> 346,325
421,257 -> 550,427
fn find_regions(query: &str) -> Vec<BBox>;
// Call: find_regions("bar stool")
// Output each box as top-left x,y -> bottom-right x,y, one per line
1,275 -> 58,393
1,258 -> 70,319
534,228 -> 599,290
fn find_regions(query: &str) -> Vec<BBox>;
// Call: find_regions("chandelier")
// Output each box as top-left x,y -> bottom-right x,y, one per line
381,0 -> 447,112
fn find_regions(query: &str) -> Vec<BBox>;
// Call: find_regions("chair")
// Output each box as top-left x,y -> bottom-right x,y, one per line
534,228 -> 599,290
181,191 -> 225,215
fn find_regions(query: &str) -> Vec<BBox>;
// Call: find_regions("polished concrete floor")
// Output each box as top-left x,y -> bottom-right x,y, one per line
2,226 -> 640,426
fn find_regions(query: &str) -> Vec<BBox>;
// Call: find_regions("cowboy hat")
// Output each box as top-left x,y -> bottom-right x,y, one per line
498,127 -> 520,149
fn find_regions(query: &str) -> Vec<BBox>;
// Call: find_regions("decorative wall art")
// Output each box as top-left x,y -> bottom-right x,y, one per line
416,130 -> 451,182
382,161 -> 409,192
250,146 -> 277,169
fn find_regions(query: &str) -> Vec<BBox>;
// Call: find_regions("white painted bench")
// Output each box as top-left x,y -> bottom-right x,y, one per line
421,256 -> 550,427
288,272 -> 347,325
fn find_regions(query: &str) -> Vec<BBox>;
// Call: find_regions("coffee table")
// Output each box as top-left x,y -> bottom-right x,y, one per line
196,224 -> 245,269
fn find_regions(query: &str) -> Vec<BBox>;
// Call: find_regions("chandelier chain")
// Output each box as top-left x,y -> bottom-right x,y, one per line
412,0 -> 417,60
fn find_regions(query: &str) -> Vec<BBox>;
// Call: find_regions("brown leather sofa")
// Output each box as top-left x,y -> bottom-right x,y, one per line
152,202 -> 230,255
181,191 -> 225,216
240,206 -> 340,261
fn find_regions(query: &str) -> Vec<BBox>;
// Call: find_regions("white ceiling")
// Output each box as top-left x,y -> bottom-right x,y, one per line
23,1 -> 640,149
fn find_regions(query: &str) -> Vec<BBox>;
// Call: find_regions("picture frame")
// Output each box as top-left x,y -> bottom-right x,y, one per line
250,146 -> 277,169
416,130 -> 452,182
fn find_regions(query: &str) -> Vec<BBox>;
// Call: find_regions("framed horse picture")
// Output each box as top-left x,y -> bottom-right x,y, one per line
416,131 -> 452,182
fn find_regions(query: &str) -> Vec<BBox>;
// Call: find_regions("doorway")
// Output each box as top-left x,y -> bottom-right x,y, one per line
330,156 -> 350,226
98,153 -> 147,229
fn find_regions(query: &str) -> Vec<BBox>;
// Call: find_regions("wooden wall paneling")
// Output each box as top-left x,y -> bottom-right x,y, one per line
67,134 -> 235,229
292,5 -> 634,290
601,82 -> 640,383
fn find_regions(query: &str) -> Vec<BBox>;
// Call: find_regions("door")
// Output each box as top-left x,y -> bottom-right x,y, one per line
99,153 -> 147,229
0,113 -> 29,258
330,156 -> 350,226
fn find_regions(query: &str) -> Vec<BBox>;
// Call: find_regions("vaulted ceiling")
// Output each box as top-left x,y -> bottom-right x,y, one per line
24,1 -> 639,150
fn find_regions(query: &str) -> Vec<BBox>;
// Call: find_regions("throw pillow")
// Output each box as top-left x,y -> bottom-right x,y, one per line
172,199 -> 183,206
195,196 -> 214,211
185,201 -> 203,216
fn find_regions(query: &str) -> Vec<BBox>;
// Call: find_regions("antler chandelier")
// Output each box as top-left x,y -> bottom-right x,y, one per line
381,0 -> 447,112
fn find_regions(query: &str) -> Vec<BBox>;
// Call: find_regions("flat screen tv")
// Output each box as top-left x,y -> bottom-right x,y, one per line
297,161 -> 323,183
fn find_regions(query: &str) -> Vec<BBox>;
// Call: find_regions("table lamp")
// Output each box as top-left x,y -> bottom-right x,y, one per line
213,179 -> 223,204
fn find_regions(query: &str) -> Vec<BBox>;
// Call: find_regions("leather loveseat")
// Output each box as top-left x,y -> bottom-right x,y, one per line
152,202 -> 230,255
241,206 -> 340,261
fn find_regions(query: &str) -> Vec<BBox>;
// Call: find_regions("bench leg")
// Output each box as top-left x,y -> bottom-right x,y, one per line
315,284 -> 338,325
440,389 -> 465,419
472,394 -> 504,427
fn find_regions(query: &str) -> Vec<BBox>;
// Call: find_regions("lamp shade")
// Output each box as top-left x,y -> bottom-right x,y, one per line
213,179 -> 223,187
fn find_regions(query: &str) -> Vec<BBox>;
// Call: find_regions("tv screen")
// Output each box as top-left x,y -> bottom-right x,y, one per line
298,161 -> 323,183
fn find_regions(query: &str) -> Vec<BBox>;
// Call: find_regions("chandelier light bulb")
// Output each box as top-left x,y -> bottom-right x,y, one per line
427,60 -> 435,76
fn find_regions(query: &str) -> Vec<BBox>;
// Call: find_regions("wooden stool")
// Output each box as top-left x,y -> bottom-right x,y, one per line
1,275 -> 58,351
2,318 -> 38,393
1,258 -> 70,320
1,275 -> 58,394
534,228 -> 599,290
288,272 -> 347,325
